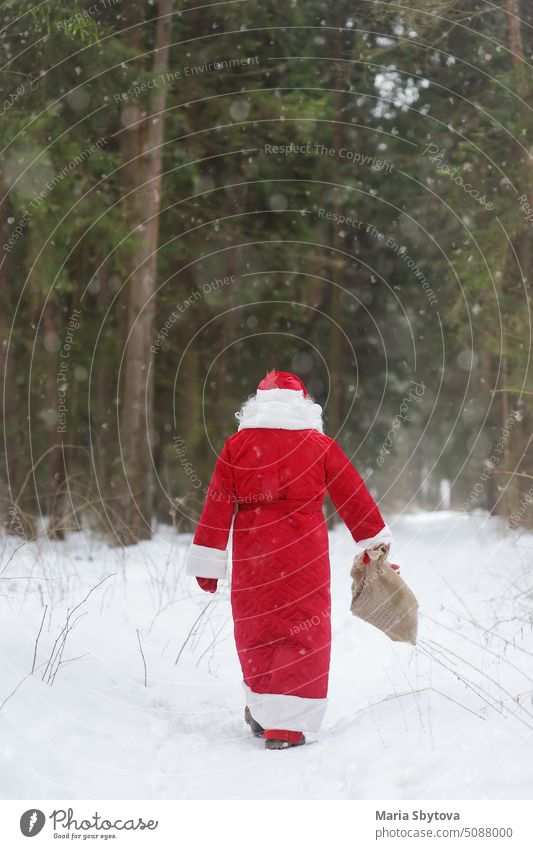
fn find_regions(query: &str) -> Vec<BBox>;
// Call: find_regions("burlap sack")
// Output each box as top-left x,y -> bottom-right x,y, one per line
350,545 -> 419,645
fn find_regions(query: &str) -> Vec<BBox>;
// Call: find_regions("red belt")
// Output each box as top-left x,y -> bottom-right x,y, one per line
237,499 -> 323,513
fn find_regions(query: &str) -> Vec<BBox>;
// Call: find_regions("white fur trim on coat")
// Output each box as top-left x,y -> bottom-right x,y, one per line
353,521 -> 393,555
243,683 -> 328,732
185,543 -> 228,579
236,388 -> 324,432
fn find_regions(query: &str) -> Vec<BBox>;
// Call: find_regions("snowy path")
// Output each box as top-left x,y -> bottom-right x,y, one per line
1,513 -> 532,799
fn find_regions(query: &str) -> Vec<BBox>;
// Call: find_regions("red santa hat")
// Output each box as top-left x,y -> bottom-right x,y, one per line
257,370 -> 308,397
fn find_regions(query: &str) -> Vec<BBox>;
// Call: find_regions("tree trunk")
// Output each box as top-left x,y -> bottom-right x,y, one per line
483,350 -> 499,514
0,197 -> 35,537
327,13 -> 347,438
116,0 -> 173,544
43,298 -> 68,539
94,259 -> 116,535
506,0 -> 523,66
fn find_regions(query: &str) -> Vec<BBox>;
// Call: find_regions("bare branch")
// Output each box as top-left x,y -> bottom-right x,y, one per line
174,600 -> 213,666
31,605 -> 48,674
137,628 -> 148,687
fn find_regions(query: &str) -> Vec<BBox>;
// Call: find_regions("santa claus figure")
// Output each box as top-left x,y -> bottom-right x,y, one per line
185,371 -> 392,749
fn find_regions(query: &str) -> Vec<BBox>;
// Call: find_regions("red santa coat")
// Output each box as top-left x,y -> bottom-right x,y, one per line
185,385 -> 391,732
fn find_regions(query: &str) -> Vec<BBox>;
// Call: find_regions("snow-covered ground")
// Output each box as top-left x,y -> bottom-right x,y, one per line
1,512 -> 532,800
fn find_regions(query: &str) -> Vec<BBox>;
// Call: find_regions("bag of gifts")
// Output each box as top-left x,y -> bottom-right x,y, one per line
350,544 -> 419,645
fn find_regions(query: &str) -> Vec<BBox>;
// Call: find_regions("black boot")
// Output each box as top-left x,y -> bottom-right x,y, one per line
244,706 -> 264,738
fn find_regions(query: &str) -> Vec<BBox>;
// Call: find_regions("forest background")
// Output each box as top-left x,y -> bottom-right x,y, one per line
1,0 -> 532,546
